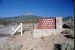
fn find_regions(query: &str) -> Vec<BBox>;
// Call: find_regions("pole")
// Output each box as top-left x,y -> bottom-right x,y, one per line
21,23 -> 22,36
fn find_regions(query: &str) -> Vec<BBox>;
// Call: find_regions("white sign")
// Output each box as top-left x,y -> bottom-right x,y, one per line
33,29 -> 62,38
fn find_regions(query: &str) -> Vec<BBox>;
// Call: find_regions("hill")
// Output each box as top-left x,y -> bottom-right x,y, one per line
0,15 -> 42,25
0,15 -> 74,25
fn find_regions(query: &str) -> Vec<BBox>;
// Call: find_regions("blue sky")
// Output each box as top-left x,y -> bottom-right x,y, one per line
0,0 -> 74,17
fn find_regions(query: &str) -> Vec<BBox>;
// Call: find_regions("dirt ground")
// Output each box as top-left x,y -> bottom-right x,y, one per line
6,23 -> 73,50
8,29 -> 72,50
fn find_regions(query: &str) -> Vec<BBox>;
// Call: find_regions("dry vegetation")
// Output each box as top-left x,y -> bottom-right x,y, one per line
0,16 -> 74,50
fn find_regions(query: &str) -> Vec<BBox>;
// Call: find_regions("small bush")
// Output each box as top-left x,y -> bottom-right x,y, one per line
63,24 -> 71,29
53,41 -> 74,50
0,41 -> 22,50
61,30 -> 70,34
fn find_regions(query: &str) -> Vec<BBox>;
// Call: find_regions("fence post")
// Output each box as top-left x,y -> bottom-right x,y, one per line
21,23 -> 22,36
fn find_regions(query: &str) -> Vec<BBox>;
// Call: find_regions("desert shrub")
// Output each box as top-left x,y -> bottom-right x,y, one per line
61,30 -> 74,39
53,41 -> 74,50
10,44 -> 22,50
64,34 -> 74,39
61,42 -> 74,50
61,30 -> 70,34
54,43 -> 61,50
62,24 -> 71,29
0,41 -> 22,50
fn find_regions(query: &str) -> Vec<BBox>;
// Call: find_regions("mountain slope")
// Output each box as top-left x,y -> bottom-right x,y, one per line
0,15 -> 74,25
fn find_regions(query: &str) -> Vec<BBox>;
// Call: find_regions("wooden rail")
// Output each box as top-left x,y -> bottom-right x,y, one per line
10,23 -> 23,36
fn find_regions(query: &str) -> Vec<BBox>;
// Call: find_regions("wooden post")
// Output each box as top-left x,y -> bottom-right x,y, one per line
21,23 -> 22,36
